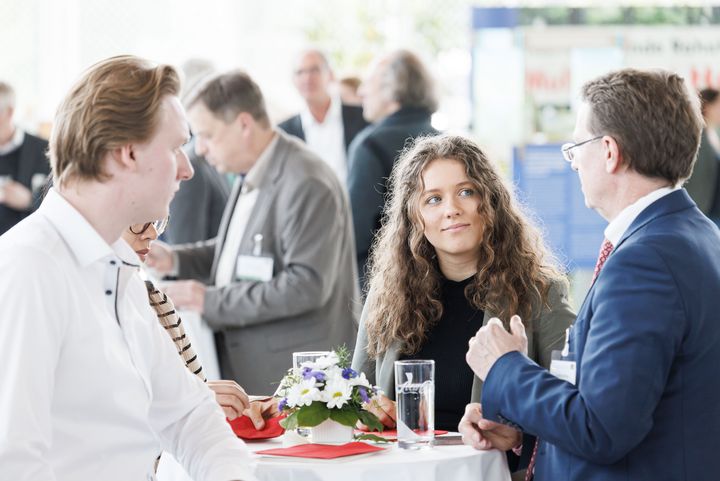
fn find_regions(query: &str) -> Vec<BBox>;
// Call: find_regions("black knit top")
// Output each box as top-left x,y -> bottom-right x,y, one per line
402,275 -> 483,431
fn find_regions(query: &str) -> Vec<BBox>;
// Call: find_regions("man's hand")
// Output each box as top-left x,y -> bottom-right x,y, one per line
162,280 -> 206,314
466,315 -> 528,381
357,393 -> 396,430
207,380 -> 250,420
0,180 -> 32,210
242,398 -> 280,430
146,240 -> 174,275
459,403 -> 522,451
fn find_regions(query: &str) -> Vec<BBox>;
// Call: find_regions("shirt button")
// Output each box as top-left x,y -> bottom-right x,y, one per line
105,290 -> 112,295
110,260 -> 116,266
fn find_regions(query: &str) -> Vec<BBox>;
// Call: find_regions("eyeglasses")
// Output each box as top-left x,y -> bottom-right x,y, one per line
561,136 -> 604,162
129,216 -> 170,236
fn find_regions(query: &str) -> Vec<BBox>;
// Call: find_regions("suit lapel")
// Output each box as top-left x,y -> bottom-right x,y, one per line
235,134 -> 292,259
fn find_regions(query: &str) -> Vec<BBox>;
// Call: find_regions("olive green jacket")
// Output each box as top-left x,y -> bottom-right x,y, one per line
351,279 -> 576,404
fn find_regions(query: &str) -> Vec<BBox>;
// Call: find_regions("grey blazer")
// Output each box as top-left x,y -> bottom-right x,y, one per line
174,131 -> 360,393
351,279 -> 575,404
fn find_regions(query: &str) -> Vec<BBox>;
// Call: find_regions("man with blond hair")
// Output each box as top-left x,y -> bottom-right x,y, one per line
0,56 -> 256,481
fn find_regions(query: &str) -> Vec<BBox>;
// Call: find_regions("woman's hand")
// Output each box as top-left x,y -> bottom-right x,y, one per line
242,398 -> 280,430
357,393 -> 397,431
207,380 -> 250,420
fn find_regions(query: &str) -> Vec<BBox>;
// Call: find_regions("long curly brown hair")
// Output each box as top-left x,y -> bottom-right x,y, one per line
364,134 -> 566,358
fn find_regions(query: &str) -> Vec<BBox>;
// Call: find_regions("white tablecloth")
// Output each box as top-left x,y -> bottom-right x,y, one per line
250,437 -> 511,481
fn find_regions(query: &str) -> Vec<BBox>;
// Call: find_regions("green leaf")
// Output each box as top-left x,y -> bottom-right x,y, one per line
296,401 -> 331,427
329,409 -> 359,427
334,344 -> 351,368
357,410 -> 384,432
280,411 -> 299,430
354,433 -> 390,443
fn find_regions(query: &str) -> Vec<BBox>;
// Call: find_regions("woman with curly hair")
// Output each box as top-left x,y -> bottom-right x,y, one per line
351,134 -> 575,433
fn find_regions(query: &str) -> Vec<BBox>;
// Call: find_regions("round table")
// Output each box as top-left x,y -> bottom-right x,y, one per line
248,437 -> 511,481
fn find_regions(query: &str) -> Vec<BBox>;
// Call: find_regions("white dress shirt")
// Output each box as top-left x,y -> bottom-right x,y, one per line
300,94 -> 347,181
215,134 -> 277,287
0,189 -> 256,481
0,126 -> 24,155
604,185 -> 680,246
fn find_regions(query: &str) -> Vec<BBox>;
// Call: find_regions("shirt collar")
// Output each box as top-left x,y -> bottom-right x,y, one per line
299,93 -> 342,128
604,185 -> 679,246
0,127 -> 25,155
39,188 -> 141,268
243,132 -> 279,192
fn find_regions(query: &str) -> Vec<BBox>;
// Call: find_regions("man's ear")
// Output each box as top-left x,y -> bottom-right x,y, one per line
235,112 -> 255,136
108,144 -> 137,173
604,135 -> 623,174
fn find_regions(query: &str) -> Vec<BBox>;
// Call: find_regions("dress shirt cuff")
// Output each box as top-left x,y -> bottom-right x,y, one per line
481,351 -> 527,427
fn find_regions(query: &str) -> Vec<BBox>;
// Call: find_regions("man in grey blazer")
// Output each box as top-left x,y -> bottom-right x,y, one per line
149,71 -> 360,394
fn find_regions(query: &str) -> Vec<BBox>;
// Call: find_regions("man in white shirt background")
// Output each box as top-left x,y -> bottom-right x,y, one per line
278,48 -> 368,183
0,55 -> 256,481
0,81 -> 50,235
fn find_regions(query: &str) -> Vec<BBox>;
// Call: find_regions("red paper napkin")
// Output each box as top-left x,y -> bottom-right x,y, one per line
353,429 -> 449,440
228,415 -> 285,440
255,442 -> 385,459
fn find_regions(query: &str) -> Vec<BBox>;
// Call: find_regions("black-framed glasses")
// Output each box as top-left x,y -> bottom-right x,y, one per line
129,216 -> 170,236
561,136 -> 604,162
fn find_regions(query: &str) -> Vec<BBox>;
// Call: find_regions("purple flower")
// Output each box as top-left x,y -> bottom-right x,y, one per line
358,386 -> 370,403
302,369 -> 326,382
278,398 -> 288,411
342,368 -> 358,379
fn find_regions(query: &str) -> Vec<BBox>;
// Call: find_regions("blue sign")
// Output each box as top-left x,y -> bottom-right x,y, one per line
513,144 -> 606,270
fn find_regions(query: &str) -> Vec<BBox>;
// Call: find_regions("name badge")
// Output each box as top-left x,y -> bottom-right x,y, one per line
235,255 -> 274,282
550,350 -> 576,385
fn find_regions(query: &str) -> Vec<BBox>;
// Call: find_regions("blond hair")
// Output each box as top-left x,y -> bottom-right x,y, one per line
49,55 -> 180,187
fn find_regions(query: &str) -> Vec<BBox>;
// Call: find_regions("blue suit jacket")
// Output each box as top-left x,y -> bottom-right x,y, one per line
482,190 -> 720,481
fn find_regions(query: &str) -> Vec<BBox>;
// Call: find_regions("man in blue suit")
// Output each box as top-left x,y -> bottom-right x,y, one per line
460,68 -> 720,481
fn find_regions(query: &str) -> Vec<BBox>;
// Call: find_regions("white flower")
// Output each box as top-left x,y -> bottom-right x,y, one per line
348,371 -> 372,388
313,352 -> 340,370
322,379 -> 352,409
286,379 -> 322,408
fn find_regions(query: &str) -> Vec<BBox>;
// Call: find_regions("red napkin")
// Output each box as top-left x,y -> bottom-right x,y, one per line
255,441 -> 384,459
227,415 -> 285,440
353,429 -> 449,440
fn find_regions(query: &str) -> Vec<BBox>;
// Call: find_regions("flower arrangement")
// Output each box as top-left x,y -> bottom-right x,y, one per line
276,346 -> 383,432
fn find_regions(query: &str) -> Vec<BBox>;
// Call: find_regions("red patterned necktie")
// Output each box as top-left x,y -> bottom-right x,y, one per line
592,238 -> 614,283
525,238 -> 615,480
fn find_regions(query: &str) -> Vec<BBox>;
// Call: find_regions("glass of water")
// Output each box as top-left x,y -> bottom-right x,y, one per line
394,359 -> 435,449
292,351 -> 331,438
292,351 -> 331,371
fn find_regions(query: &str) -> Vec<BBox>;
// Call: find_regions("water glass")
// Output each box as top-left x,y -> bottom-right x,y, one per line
292,351 -> 331,370
394,359 -> 435,449
292,351 -> 331,437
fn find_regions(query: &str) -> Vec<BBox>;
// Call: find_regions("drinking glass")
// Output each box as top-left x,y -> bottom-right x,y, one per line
394,359 -> 435,449
292,351 -> 332,371
292,351 -> 331,437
